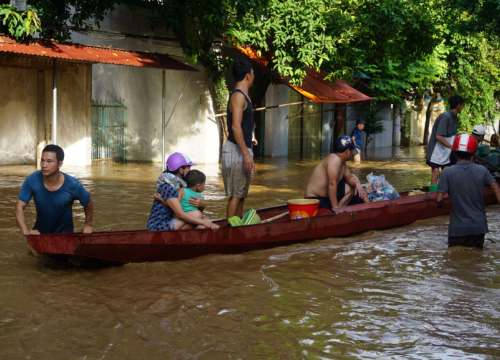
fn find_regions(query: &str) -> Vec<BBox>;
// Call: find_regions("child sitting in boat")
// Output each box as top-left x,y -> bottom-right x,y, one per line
179,169 -> 215,227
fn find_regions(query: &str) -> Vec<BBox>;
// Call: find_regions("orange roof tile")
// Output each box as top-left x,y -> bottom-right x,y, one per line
0,36 -> 196,71
237,46 -> 371,104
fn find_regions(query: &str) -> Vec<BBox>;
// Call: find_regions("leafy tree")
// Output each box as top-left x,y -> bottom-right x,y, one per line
0,4 -> 40,40
19,0 -> 499,137
28,0 -> 116,40
228,0 -> 336,85
437,0 -> 500,130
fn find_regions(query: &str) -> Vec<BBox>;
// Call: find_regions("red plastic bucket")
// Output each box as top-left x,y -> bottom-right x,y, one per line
287,199 -> 319,220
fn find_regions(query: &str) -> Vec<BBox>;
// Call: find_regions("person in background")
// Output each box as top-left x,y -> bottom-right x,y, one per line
15,144 -> 93,235
351,119 -> 366,163
471,124 -> 486,144
471,124 -> 499,173
426,95 -> 465,185
222,57 -> 256,219
436,134 -> 500,248
305,135 -> 369,211
147,152 -> 218,231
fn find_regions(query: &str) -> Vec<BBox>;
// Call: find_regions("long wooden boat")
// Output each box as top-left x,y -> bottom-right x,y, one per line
27,187 -> 498,264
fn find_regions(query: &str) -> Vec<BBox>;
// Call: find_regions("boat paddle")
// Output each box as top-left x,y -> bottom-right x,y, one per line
261,211 -> 289,224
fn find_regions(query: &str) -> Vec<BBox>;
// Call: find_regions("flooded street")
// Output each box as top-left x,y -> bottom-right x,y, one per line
1,147 -> 499,359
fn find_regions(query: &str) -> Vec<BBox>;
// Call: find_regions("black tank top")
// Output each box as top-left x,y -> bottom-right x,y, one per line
227,89 -> 254,148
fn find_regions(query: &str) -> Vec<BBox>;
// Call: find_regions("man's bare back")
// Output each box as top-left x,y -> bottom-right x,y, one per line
305,153 -> 345,198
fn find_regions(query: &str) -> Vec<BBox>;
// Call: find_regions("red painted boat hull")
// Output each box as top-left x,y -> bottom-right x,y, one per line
26,189 -> 497,264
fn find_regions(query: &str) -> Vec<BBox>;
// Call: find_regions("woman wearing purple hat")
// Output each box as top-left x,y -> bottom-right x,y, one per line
147,152 -> 219,231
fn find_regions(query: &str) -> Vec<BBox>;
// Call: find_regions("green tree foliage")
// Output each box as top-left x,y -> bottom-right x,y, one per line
21,0 -> 498,128
227,0 -> 498,127
28,0 -> 116,40
447,32 -> 499,129
0,4 -> 41,40
228,0 -> 336,84
439,1 -> 500,129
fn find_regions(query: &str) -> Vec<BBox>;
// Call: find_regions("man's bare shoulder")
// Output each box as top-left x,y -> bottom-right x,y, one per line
323,153 -> 342,166
230,90 -> 247,108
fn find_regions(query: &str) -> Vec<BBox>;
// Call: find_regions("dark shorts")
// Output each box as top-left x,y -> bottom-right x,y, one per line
426,152 -> 457,169
309,179 -> 364,209
448,234 -> 485,248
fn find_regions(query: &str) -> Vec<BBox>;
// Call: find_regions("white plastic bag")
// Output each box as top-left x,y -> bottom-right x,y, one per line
366,173 -> 400,202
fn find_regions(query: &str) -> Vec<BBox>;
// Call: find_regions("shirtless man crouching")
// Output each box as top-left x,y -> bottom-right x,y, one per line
305,135 -> 369,211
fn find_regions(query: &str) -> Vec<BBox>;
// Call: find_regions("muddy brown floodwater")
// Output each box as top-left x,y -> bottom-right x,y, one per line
0,147 -> 499,359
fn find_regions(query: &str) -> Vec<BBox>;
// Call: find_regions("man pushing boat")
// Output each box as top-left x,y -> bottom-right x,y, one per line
15,144 -> 93,235
305,135 -> 369,211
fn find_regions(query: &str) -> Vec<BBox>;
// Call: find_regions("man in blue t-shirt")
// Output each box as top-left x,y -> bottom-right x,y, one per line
15,144 -> 94,235
351,119 -> 365,163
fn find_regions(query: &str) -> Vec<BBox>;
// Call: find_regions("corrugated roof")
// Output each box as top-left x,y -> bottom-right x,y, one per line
0,36 -> 196,71
289,70 -> 372,104
237,46 -> 371,104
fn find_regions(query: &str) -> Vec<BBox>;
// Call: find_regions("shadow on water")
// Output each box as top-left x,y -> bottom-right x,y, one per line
35,255 -> 125,270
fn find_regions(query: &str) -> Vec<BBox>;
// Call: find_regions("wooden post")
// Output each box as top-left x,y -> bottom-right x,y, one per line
300,96 -> 304,159
161,70 -> 166,169
334,104 -> 346,139
51,61 -> 57,144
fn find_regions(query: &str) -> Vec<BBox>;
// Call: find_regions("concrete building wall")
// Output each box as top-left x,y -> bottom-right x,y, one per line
369,104 -> 394,150
321,104 -> 335,154
0,56 -> 91,166
264,84 -> 289,157
406,98 -> 427,145
91,65 -> 218,164
71,4 -> 219,165
0,66 -> 38,164
55,63 -> 92,166
346,102 -> 394,150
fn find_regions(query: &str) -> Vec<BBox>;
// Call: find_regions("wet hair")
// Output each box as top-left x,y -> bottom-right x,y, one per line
448,95 -> 465,110
42,144 -> 64,161
455,151 -> 473,160
232,57 -> 253,82
185,169 -> 206,188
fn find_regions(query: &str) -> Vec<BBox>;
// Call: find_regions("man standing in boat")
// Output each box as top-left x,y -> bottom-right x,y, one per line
15,144 -> 94,235
305,135 -> 369,210
222,57 -> 256,218
426,95 -> 464,185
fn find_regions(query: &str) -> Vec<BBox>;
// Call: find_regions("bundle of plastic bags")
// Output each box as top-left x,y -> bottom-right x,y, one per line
365,173 -> 400,202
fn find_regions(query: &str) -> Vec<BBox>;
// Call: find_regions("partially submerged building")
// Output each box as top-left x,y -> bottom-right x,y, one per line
1,3 -> 404,168
0,4 -> 217,167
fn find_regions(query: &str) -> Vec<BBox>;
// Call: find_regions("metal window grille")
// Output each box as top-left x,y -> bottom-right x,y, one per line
91,102 -> 127,162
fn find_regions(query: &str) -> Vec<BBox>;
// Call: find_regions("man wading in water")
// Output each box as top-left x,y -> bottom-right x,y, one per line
222,58 -> 256,218
305,135 -> 369,210
15,144 -> 93,235
437,134 -> 500,248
